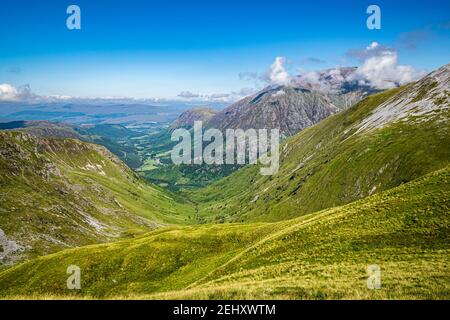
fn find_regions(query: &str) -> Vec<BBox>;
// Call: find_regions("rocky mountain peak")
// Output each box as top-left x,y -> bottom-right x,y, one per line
170,107 -> 217,130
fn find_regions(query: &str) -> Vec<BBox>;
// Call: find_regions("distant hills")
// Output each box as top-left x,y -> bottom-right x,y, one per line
0,100 -> 228,128
0,120 -> 83,140
0,120 -> 142,141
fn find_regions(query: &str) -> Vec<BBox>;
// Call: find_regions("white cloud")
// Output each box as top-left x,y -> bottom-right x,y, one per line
0,83 -> 37,101
346,41 -> 395,61
294,42 -> 425,91
348,43 -> 426,89
271,89 -> 286,97
267,57 -> 291,86
259,46 -> 423,91
0,84 -> 20,101
178,91 -> 201,99
0,83 -> 75,103
294,67 -> 356,92
177,88 -> 256,103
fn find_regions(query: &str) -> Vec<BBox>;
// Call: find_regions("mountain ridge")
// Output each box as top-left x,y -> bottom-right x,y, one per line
189,63 -> 450,222
170,107 -> 217,130
204,67 -> 379,137
0,131 -> 194,265
0,63 -> 448,300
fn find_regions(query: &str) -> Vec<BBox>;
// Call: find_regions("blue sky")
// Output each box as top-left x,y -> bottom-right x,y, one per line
0,0 -> 449,100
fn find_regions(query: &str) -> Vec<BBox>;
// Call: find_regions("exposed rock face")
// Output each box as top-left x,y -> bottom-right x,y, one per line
169,68 -> 382,137
0,228 -> 26,266
202,67 -> 383,137
207,85 -> 368,137
355,63 -> 450,133
170,108 -> 217,130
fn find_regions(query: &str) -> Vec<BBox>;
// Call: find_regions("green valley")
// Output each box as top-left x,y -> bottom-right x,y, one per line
0,167 -> 448,299
2,0 -> 450,303
0,63 -> 448,300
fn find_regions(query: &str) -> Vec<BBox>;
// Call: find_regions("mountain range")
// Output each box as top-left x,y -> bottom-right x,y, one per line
190,64 -> 450,222
167,67 -> 376,137
0,63 -> 448,299
204,67 -> 377,137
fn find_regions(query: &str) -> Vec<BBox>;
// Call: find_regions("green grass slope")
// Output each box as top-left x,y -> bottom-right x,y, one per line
189,66 -> 450,223
0,122 -> 146,169
0,131 -> 194,265
0,167 -> 448,299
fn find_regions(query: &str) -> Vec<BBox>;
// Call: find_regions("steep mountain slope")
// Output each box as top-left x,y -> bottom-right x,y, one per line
189,64 -> 450,222
207,68 -> 373,137
0,121 -> 145,169
0,121 -> 84,140
170,107 -> 217,130
0,167 -> 448,299
0,131 -> 194,265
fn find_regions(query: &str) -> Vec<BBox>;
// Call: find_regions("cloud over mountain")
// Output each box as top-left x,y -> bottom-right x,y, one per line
239,42 -> 424,93
347,42 -> 426,89
266,56 -> 291,86
292,42 -> 425,91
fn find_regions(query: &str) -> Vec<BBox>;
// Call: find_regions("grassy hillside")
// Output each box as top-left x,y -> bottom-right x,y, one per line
189,75 -> 449,222
0,121 -> 147,169
0,131 -> 194,265
0,167 -> 448,299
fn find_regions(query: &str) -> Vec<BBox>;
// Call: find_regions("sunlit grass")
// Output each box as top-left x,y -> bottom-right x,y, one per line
1,167 -> 448,300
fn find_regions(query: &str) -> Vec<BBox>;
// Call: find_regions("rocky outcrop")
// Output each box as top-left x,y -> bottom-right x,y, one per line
170,107 -> 217,130
206,85 -> 367,137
